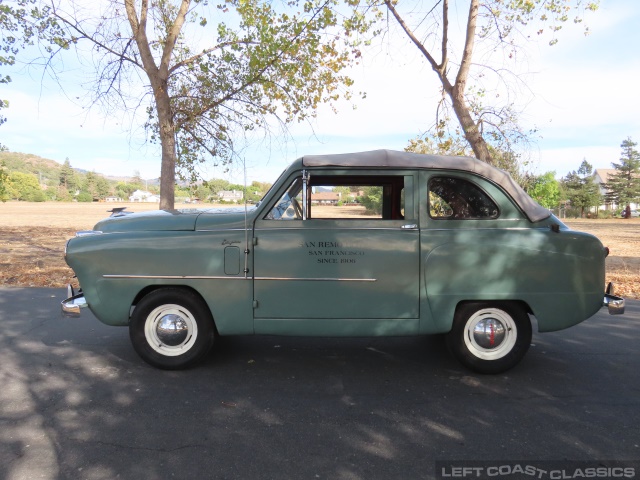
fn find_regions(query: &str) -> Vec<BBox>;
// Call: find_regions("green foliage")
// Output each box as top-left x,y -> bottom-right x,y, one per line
527,172 -> 560,209
7,170 -> 45,201
0,151 -> 61,186
359,186 -> 382,215
561,159 -> 601,217
405,136 -> 531,189
59,158 -> 77,191
165,0 -> 366,182
116,181 -> 143,200
39,0 -> 369,207
76,191 -> 93,202
0,151 -> 134,201
367,0 -> 598,170
406,134 -> 471,158
604,137 -> 640,208
0,160 -> 9,201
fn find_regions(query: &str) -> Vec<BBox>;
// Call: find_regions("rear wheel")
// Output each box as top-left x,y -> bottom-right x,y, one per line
129,288 -> 215,370
446,302 -> 532,374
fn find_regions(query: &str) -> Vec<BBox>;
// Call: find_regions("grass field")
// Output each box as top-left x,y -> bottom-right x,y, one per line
1,202 -> 638,299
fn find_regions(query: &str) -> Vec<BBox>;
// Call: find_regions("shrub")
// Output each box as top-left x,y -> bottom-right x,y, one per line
77,192 -> 93,202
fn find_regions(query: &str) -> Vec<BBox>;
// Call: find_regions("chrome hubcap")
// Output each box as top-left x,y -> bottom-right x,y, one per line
472,317 -> 506,349
156,314 -> 189,347
144,304 -> 198,356
463,308 -> 517,360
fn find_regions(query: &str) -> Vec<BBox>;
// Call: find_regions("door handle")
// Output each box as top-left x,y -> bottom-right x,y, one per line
401,224 -> 418,229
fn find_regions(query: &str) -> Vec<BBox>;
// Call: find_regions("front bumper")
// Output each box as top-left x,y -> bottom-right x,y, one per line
61,284 -> 87,318
603,283 -> 625,315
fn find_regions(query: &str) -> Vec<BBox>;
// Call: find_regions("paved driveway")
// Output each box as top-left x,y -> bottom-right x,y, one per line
1,288 -> 638,480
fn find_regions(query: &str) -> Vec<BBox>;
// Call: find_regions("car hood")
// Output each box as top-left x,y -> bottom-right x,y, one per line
94,207 -> 256,233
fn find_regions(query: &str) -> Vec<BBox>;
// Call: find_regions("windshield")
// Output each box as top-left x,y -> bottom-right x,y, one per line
256,168 -> 287,207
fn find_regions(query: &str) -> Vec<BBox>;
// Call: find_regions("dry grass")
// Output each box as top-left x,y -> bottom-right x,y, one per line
1,202 -> 638,298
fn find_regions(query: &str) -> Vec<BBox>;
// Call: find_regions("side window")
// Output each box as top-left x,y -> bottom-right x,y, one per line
264,178 -> 303,220
309,175 -> 406,220
429,177 -> 499,219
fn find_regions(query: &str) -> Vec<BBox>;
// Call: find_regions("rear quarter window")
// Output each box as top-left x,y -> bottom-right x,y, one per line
429,177 -> 499,219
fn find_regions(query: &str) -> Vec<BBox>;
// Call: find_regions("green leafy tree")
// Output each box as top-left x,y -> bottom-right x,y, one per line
359,186 -> 382,215
97,176 -> 112,198
206,178 -> 231,196
8,170 -> 45,201
562,159 -> 601,218
527,172 -> 560,210
76,191 -> 93,202
131,170 -> 144,186
38,0 -> 368,210
361,0 -> 597,166
59,158 -> 75,189
115,181 -> 140,200
54,184 -> 73,201
82,171 -> 98,199
193,184 -> 212,202
0,159 -> 10,201
605,137 -> 640,214
406,137 -> 530,189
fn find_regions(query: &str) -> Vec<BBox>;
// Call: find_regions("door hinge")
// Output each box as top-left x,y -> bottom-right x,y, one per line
252,237 -> 258,246
252,300 -> 259,309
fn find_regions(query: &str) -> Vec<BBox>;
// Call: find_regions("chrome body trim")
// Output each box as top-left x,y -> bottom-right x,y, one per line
255,277 -> 376,282
254,227 -> 414,232
103,275 -> 249,280
76,230 -> 103,237
61,293 -> 88,317
194,228 -> 249,232
102,274 -> 376,282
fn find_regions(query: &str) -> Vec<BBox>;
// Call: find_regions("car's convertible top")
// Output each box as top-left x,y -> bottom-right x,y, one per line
303,149 -> 550,223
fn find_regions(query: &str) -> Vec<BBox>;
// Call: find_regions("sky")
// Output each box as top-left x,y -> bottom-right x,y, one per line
2,0 -> 639,185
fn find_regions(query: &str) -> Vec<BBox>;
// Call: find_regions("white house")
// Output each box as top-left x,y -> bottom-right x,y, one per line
129,190 -> 160,203
218,190 -> 243,203
311,192 -> 341,205
594,169 -> 638,211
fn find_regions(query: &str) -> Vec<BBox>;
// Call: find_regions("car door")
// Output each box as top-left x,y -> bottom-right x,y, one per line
252,169 -> 420,336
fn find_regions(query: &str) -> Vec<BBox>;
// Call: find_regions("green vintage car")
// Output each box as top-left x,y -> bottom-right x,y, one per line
62,150 -> 625,373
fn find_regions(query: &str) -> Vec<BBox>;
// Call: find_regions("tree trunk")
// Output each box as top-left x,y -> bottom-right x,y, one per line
125,0 -> 185,210
385,0 -> 494,166
155,86 -> 176,210
449,84 -> 492,164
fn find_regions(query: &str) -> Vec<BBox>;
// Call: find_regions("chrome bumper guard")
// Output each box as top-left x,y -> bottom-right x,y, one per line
603,294 -> 625,315
603,282 -> 625,315
61,284 -> 87,318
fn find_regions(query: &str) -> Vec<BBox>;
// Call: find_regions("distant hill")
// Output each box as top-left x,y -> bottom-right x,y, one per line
0,151 -> 63,185
0,151 -> 156,184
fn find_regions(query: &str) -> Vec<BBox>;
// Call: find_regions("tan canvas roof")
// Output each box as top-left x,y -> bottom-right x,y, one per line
302,149 -> 550,222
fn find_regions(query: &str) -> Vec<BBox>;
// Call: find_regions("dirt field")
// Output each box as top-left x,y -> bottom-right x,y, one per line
1,202 -> 638,299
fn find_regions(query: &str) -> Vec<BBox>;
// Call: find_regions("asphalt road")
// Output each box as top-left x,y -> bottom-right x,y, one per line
0,287 -> 638,480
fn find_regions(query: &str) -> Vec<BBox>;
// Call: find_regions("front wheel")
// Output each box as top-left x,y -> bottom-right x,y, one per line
446,302 -> 532,374
129,288 -> 215,370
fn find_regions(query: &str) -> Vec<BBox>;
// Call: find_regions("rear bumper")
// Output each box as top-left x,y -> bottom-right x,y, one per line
61,284 -> 87,318
603,282 -> 625,315
603,293 -> 625,315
